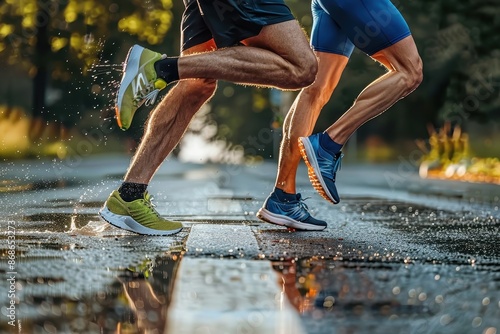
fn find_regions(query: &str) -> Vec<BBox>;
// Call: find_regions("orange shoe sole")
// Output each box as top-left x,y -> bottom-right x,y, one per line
298,138 -> 336,204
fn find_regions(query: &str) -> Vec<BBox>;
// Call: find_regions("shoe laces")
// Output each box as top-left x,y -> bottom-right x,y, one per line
144,89 -> 160,106
143,192 -> 160,218
332,153 -> 343,173
133,84 -> 160,107
296,194 -> 312,214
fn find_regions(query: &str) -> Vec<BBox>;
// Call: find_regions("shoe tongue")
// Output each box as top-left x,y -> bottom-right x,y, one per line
296,193 -> 302,201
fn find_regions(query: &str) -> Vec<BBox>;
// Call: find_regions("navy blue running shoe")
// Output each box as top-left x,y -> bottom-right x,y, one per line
298,134 -> 343,204
257,192 -> 327,231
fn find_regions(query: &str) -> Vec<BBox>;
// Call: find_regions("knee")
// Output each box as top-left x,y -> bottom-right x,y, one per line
302,81 -> 331,107
190,79 -> 217,98
289,53 -> 318,89
401,56 -> 423,94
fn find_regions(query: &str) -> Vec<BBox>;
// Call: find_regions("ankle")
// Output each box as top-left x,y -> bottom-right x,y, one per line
273,187 -> 297,202
319,132 -> 343,154
154,57 -> 179,82
119,182 -> 148,202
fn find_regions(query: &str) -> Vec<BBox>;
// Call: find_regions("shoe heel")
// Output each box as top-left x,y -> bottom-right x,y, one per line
298,138 -> 335,204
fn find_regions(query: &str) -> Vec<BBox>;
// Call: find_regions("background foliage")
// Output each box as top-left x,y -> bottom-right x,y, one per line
0,0 -> 498,160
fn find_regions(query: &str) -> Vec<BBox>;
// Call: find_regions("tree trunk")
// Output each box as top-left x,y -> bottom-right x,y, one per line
31,0 -> 51,140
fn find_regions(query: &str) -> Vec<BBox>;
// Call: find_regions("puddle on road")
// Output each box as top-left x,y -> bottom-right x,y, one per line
272,258 -> 500,334
272,259 -> 433,315
1,207 -> 187,334
31,199 -> 104,209
350,199 -> 500,258
0,250 -> 183,334
0,179 -> 79,194
22,213 -> 98,232
259,197 -> 500,334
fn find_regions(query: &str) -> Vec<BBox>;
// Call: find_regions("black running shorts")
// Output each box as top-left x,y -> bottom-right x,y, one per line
181,0 -> 295,51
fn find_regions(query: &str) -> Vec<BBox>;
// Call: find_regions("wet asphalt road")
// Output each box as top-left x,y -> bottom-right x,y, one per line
0,155 -> 499,334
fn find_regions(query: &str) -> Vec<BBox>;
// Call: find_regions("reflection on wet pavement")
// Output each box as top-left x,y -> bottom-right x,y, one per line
273,258 -> 500,333
0,208 -> 186,333
0,178 -> 80,194
1,157 -> 499,333
1,254 -> 181,333
258,197 -> 500,334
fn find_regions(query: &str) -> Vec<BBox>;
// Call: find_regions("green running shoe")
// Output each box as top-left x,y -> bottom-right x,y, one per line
99,190 -> 183,236
115,45 -> 167,130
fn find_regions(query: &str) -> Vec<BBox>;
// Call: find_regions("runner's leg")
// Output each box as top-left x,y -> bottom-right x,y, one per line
325,36 -> 422,143
177,20 -> 318,89
275,52 -> 348,194
124,40 -> 218,184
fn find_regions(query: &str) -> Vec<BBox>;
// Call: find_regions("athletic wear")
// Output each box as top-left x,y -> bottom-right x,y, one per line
181,0 -> 295,51
118,182 -> 148,202
154,57 -> 180,83
257,191 -> 327,231
311,0 -> 411,56
99,191 -> 183,236
115,45 -> 167,130
319,132 -> 343,153
299,134 -> 343,204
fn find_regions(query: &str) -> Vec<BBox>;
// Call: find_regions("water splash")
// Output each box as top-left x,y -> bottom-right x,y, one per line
89,59 -> 123,118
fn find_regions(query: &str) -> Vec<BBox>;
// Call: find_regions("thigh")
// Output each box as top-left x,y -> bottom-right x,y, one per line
319,0 -> 411,56
311,0 -> 354,57
242,20 -> 313,65
371,35 -> 421,73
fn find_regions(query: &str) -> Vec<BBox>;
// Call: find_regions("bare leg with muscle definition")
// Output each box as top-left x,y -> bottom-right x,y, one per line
99,13 -> 319,236
276,36 -> 422,196
257,35 -> 422,231
126,20 -> 318,185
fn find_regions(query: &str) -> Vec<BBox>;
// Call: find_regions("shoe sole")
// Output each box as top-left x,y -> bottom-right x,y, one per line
115,45 -> 144,129
99,207 -> 182,236
256,208 -> 326,231
298,137 -> 338,204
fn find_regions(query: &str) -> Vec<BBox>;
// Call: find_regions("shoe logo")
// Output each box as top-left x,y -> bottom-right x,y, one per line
132,72 -> 147,97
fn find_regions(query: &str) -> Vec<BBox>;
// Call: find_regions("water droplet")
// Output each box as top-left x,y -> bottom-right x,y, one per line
440,314 -> 452,325
472,317 -> 482,327
323,296 -> 335,308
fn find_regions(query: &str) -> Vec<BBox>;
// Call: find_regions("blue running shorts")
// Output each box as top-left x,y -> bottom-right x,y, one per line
311,0 -> 411,57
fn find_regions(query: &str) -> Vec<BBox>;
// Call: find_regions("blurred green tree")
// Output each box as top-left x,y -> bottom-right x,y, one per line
427,0 -> 500,126
0,0 -> 175,136
310,0 -> 499,145
0,0 -> 497,160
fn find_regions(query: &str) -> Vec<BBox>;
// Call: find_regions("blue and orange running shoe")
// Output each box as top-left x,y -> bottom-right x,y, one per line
299,134 -> 343,204
257,192 -> 327,231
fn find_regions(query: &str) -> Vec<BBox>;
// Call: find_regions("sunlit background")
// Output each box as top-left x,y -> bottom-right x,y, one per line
0,0 -> 498,183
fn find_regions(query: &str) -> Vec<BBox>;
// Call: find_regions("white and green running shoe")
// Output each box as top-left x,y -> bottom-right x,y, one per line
115,45 -> 167,130
99,190 -> 183,236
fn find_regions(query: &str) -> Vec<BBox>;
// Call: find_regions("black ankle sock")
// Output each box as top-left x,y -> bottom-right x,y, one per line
154,57 -> 179,82
273,187 -> 297,202
319,132 -> 343,154
118,182 -> 148,202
